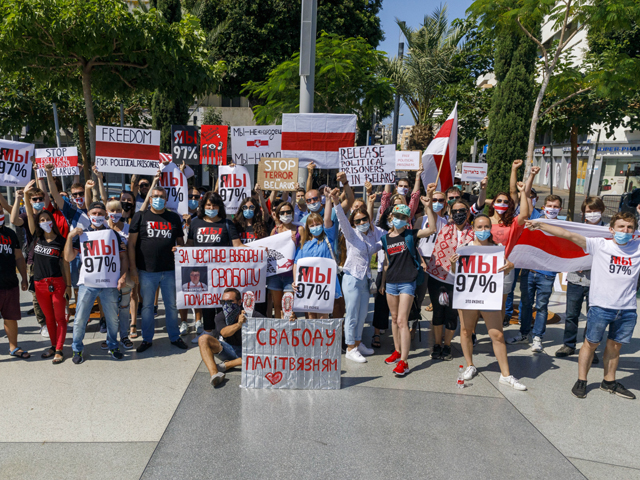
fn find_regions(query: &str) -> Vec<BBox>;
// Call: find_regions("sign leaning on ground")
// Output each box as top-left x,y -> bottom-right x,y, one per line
395,150 -> 421,171
95,126 -> 160,175
171,125 -> 199,165
230,126 -> 282,165
0,139 -> 34,187
339,144 -> 396,186
293,257 -> 337,314
241,317 -> 343,390
257,157 -> 298,191
35,147 -> 79,178
460,162 -> 488,182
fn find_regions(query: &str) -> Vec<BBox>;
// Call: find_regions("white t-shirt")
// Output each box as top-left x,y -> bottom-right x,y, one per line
585,237 -> 640,310
418,215 -> 447,258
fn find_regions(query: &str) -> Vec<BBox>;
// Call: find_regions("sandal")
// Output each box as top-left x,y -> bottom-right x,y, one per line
41,347 -> 56,359
52,350 -> 64,365
425,304 -> 433,312
371,334 -> 381,348
129,324 -> 139,339
10,347 -> 31,359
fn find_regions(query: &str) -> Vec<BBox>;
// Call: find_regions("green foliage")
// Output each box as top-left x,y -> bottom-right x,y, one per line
151,91 -> 190,152
201,107 -> 227,126
157,0 -> 182,23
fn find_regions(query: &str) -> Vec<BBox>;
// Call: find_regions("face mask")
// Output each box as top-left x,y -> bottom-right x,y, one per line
452,211 -> 468,226
151,198 -> 165,210
494,204 -> 508,214
243,209 -> 255,219
614,231 -> 633,245
310,225 -> 324,237
447,198 -> 459,206
397,186 -> 408,195
433,201 -> 444,213
108,212 -> 122,223
279,214 -> 293,224
90,215 -> 105,227
455,185 -> 463,191
392,218 -> 407,229
584,212 -> 602,224
121,202 -> 133,212
531,198 -> 537,207
222,302 -> 242,325
188,200 -> 199,210
387,220 -> 394,229
475,230 -> 491,241
205,208 -> 218,218
40,221 -> 53,233
75,196 -> 85,208
308,202 -> 322,212
544,207 -> 560,219
32,202 -> 44,212
356,223 -> 370,233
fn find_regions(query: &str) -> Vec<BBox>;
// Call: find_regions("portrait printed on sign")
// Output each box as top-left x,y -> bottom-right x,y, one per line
181,266 -> 208,292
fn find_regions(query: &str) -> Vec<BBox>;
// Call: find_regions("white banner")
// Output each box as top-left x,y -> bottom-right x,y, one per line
340,144 -> 396,186
219,165 -> 251,215
293,257 -> 337,314
95,126 -> 161,175
174,246 -> 267,308
77,229 -> 121,289
230,126 -> 282,165
250,231 -> 296,277
158,162 -> 188,215
453,245 -> 504,311
460,162 -> 488,182
241,317 -> 342,390
0,140 -> 34,187
35,146 -> 79,178
395,150 -> 421,171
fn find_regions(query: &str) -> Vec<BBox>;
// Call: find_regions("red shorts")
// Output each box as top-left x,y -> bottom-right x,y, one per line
0,286 -> 21,320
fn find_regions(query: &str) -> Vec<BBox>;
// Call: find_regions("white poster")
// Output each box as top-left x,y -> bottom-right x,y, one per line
395,151 -> 421,171
453,245 -> 505,311
0,139 -> 34,187
95,126 -> 161,175
35,146 -> 79,178
219,165 -> 251,215
460,162 -> 488,182
77,229 -> 121,289
250,231 -> 296,277
158,162 -> 188,215
293,257 -> 337,314
565,162 -> 571,190
230,126 -> 282,165
339,144 -> 396,186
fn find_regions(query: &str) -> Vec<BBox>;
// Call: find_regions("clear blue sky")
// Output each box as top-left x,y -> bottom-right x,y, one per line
377,0 -> 476,126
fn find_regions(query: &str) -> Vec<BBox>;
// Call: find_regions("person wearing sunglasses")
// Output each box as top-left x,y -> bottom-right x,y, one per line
443,176 -> 488,222
131,175 -> 152,212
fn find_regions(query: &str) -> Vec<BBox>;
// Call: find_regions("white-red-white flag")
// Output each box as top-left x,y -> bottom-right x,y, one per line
421,103 -> 458,192
281,113 -> 356,169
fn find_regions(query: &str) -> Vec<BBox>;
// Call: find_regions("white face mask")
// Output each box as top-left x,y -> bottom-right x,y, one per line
531,198 -> 537,207
397,186 -> 408,195
109,212 -> 123,223
90,215 -> 105,227
544,207 -> 560,219
584,212 -> 602,224
279,214 -> 293,224
40,221 -> 53,233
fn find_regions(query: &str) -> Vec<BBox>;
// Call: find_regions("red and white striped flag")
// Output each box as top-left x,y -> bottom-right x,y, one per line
159,153 -> 172,163
421,103 -> 457,192
281,113 -> 356,169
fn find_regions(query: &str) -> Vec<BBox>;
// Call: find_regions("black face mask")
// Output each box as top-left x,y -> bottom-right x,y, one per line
121,202 -> 133,212
452,211 -> 468,226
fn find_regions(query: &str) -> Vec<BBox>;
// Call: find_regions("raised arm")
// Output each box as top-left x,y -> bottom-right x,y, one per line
510,159 -> 523,205
34,163 -> 51,208
516,166 -> 539,225
10,188 -> 25,227
525,220 -> 587,249
93,165 -> 108,202
23,187 -> 37,235
254,184 -> 270,222
476,176 -> 488,209
417,183 -> 437,239
64,227 -> 83,262
366,192 -> 376,221
323,187 -> 333,228
131,174 -> 139,198
0,189 -> 11,214
141,170 -> 160,212
332,191 -> 359,245
45,164 -> 65,211
337,172 -> 354,211
305,162 -> 315,192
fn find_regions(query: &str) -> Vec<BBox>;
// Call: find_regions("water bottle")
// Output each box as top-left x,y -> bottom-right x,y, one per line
457,365 -> 465,389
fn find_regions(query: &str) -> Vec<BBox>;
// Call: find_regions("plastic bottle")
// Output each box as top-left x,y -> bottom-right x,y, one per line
457,365 -> 465,389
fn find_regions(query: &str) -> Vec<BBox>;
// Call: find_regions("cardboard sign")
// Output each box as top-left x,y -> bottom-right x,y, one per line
200,125 -> 228,165
95,126 -> 160,175
293,257 -> 337,314
158,162 -> 188,215
0,139 -> 34,187
219,165 -> 251,215
453,246 -> 505,311
35,147 -> 79,178
174,246 -> 267,309
461,162 -> 488,182
77,229 -> 121,289
241,317 -> 343,390
395,150 -> 421,171
339,144 -> 396,186
171,125 -> 199,165
257,157 -> 298,192
231,126 -> 282,165
250,231 -> 296,277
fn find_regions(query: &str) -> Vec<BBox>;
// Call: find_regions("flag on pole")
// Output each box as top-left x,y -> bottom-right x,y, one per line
159,153 -> 171,163
421,103 -> 458,192
281,113 -> 356,169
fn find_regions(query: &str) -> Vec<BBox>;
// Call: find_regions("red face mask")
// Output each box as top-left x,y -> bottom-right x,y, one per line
494,204 -> 508,214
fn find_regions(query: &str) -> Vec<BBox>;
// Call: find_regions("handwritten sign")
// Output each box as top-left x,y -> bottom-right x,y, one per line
95,126 -> 160,175
174,246 -> 267,309
35,147 -> 79,178
200,125 -> 228,165
461,162 -> 488,182
158,162 -> 188,215
171,125 -> 199,165
250,231 -> 296,276
257,157 -> 298,192
453,245 -> 505,311
231,126 -> 282,165
241,317 -> 343,390
294,257 -> 336,314
0,139 -> 34,187
219,165 -> 251,215
395,150 -> 421,171
339,144 -> 396,186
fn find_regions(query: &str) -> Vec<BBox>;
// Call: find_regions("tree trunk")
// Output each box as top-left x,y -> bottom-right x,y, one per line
525,69 -> 551,178
567,124 -> 579,221
78,123 -> 90,183
81,67 -> 99,198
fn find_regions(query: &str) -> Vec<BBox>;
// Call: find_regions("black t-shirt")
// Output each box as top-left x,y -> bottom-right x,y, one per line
238,223 -> 256,244
130,209 -> 183,272
33,235 -> 66,281
0,227 -> 20,289
214,311 -> 242,346
187,218 -> 239,247
385,229 -> 419,284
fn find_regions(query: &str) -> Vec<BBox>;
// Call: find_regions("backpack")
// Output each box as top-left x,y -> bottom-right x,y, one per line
381,231 -> 425,286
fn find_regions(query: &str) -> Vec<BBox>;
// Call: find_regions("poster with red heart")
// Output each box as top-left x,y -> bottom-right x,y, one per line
241,317 -> 343,390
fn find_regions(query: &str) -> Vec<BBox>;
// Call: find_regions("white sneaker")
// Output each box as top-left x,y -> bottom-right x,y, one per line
531,336 -> 543,353
191,330 -> 213,344
506,333 -> 531,345
463,365 -> 477,381
499,375 -> 527,391
40,325 -> 49,338
179,321 -> 189,336
210,372 -> 225,387
357,343 -> 374,356
216,362 -> 227,373
195,320 -> 203,335
345,347 -> 367,363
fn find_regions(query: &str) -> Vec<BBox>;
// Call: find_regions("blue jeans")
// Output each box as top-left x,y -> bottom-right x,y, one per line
139,270 -> 179,343
563,282 -> 589,348
217,340 -> 242,361
505,268 -> 520,317
386,281 -> 416,296
118,285 -> 132,340
343,274 -> 370,345
585,306 -> 637,344
521,271 -> 555,338
69,257 -> 82,288
73,286 -> 119,353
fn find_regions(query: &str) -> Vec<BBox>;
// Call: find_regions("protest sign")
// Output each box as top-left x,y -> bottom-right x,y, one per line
241,317 -> 343,390
219,165 -> 251,215
158,162 -> 188,215
250,231 -> 296,276
95,126 -> 160,175
461,162 -> 488,182
293,257 -> 337,314
174,246 -> 267,309
0,139 -> 34,187
453,245 -> 505,311
35,147 -> 79,178
77,229 -> 121,289
395,150 -> 421,171
339,144 -> 396,186
171,125 -> 199,165
201,125 -> 228,165
231,126 -> 282,165
257,157 -> 298,192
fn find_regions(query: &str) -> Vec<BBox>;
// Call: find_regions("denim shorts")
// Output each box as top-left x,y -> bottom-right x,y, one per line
216,339 -> 243,361
266,272 -> 293,292
585,306 -> 637,345
386,281 -> 416,296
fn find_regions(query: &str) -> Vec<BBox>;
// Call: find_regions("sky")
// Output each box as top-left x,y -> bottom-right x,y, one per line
377,0 -> 476,127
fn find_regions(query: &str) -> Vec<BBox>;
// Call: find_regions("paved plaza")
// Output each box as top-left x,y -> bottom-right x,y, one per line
1,287 -> 640,480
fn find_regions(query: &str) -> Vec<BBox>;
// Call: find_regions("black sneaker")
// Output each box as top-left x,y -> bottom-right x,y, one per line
441,345 -> 453,361
110,349 -> 123,360
171,338 -> 189,350
153,306 -> 158,317
555,345 -> 575,357
592,352 -> 599,364
72,351 -> 84,365
136,341 -> 153,353
503,314 -> 510,327
431,344 -> 442,359
571,379 -> 587,398
600,381 -> 636,399
100,341 -> 108,350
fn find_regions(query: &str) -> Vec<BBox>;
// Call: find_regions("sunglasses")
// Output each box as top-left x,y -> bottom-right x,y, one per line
188,195 -> 200,200
31,197 -> 43,202
242,205 -> 255,211
433,199 -> 445,204
71,192 -> 84,198
108,196 -> 120,201
494,199 -> 508,204
139,183 -> 150,188
452,208 -> 467,214
354,217 -> 368,225
219,300 -> 236,306
280,210 -> 293,215
306,197 -> 320,204
448,196 -> 461,201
